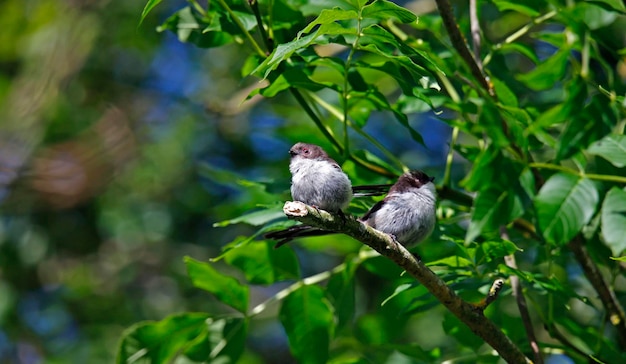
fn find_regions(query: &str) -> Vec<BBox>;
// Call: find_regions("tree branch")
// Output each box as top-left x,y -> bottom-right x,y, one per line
504,256 -> 543,363
568,235 -> 626,347
434,0 -> 493,96
282,201 -> 531,363
469,0 -> 482,71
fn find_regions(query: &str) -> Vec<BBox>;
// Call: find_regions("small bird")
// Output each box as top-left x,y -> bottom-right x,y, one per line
288,142 -> 352,212
360,170 -> 436,247
267,170 -> 437,249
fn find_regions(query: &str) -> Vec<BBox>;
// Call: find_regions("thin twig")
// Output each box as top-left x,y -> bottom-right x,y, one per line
501,227 -> 543,364
433,0 -> 493,96
469,0 -> 482,71
545,323 -> 604,363
474,278 -> 505,310
569,235 -> 626,348
529,162 -> 626,184
248,0 -> 273,54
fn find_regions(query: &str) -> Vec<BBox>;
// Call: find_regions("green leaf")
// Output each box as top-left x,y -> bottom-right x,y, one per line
158,7 -> 234,48
352,149 -> 404,176
499,265 -> 590,304
255,33 -> 319,78
587,134 -> 626,168
213,203 -> 285,227
534,173 -> 599,245
185,257 -> 250,313
280,285 -> 334,364
571,1 -> 620,29
601,187 -> 626,256
516,47 -> 571,91
326,261 -> 357,330
361,0 -> 417,24
587,0 -> 626,13
492,78 -> 518,107
223,241 -> 300,284
492,0 -> 541,16
300,8 -> 359,34
260,65 -> 328,97
140,0 -> 163,25
556,95 -> 614,161
480,239 -> 521,262
363,255 -> 404,278
466,189 -> 518,243
117,313 -> 246,364
499,42 -> 540,64
476,99 -> 512,147
117,313 -> 209,363
442,312 -> 484,349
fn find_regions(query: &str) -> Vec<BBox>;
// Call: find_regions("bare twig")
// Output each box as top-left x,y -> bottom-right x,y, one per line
473,279 -> 505,311
569,235 -> 626,348
545,323 -> 603,363
282,201 -> 531,363
502,228 -> 543,364
433,0 -> 493,96
469,0 -> 482,71
248,0 -> 273,53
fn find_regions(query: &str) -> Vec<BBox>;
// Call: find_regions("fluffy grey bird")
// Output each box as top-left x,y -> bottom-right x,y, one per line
288,142 -> 352,212
360,170 -> 436,247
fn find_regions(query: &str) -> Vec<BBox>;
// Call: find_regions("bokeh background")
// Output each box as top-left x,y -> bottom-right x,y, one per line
0,1 -> 454,362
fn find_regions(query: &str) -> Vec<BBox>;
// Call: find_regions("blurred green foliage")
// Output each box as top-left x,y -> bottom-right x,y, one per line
1,0 -> 626,363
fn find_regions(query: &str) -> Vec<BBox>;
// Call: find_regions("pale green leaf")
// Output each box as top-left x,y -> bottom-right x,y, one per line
117,313 -> 246,364
361,0 -> 417,23
280,285 -> 334,364
516,47 -> 571,90
140,0 -> 163,25
601,187 -> 626,255
185,257 -> 249,313
587,134 -> 626,168
493,0 -> 541,16
223,241 -> 300,284
534,173 -> 599,245
213,203 -> 285,227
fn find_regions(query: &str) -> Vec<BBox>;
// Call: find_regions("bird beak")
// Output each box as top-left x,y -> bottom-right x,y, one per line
429,176 -> 435,182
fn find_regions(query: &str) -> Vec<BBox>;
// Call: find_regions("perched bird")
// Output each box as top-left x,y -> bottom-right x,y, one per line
360,170 -> 436,247
267,170 -> 437,249
288,142 -> 352,212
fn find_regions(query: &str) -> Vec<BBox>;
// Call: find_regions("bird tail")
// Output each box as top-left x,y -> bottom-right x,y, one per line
265,225 -> 333,248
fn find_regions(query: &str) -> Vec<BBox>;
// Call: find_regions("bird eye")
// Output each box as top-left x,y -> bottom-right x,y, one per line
303,148 -> 309,154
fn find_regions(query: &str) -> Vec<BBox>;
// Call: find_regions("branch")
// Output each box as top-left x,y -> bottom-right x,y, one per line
282,201 -> 531,363
502,227 -> 543,364
473,278 -> 505,310
469,0 -> 482,71
434,0 -> 493,97
568,235 -> 626,347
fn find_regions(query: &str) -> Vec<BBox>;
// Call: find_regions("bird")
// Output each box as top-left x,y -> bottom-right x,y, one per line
360,170 -> 436,247
267,170 -> 437,249
288,142 -> 352,213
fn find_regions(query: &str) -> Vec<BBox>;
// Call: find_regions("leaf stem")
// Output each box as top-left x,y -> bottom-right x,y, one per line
342,9 -> 364,160
443,126 -> 459,187
187,0 -> 206,16
307,92 -> 406,173
248,0 -> 272,53
529,162 -> 626,184
248,249 -> 377,317
215,0 -> 266,57
484,10 -> 558,66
